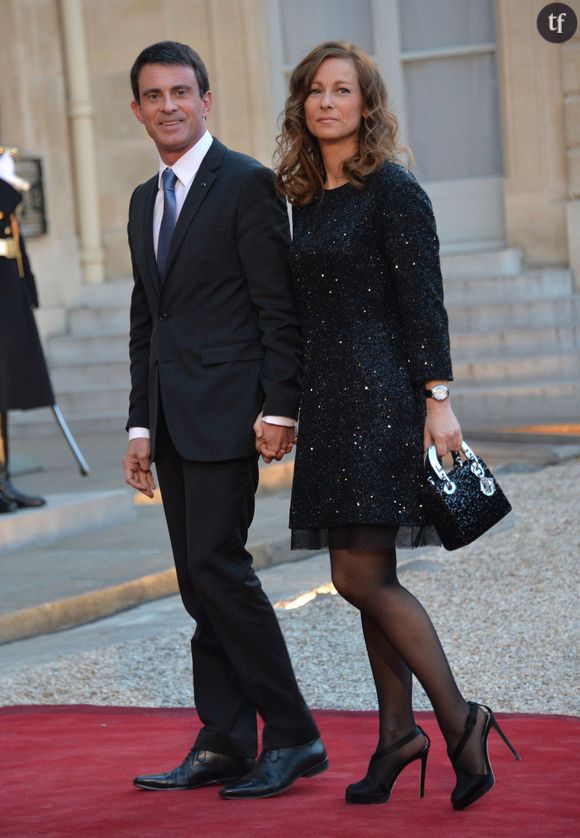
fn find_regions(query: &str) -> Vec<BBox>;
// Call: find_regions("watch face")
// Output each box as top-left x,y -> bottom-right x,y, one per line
432,386 -> 448,401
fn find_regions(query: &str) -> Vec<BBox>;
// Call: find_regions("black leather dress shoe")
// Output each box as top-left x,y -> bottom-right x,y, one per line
0,479 -> 45,509
220,738 -> 328,799
133,748 -> 254,791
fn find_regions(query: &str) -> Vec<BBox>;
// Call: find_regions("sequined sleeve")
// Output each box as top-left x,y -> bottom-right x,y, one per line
381,166 -> 453,387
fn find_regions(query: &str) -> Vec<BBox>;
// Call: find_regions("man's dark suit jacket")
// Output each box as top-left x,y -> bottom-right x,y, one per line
126,138 -> 302,462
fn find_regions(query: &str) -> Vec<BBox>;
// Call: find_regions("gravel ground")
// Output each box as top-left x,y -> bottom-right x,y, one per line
0,458 -> 578,714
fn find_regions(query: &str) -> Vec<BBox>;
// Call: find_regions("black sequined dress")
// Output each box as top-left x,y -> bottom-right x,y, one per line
289,161 -> 453,550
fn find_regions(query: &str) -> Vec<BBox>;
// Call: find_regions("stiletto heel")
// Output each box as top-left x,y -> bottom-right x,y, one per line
490,712 -> 521,762
345,725 -> 430,804
450,702 -> 520,811
419,745 -> 428,798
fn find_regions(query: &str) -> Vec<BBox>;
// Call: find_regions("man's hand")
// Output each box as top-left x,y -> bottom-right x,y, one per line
123,437 -> 156,497
253,413 -> 297,463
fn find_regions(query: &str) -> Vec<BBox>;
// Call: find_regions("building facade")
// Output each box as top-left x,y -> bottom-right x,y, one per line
0,0 -> 578,430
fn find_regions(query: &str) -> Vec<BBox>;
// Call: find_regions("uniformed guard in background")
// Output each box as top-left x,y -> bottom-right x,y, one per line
0,147 -> 54,512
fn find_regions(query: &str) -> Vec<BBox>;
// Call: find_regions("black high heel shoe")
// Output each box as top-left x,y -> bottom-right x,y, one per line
450,702 -> 521,811
345,726 -> 430,804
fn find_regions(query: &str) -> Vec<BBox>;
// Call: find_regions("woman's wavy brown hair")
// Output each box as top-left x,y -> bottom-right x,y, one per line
275,41 -> 413,206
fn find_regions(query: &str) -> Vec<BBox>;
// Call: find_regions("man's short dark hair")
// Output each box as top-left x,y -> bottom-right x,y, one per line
130,41 -> 210,102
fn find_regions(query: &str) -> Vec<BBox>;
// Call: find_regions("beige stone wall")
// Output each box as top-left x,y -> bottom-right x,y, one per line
0,0 -> 82,332
562,31 -> 580,289
82,0 -> 275,279
496,0 -> 576,268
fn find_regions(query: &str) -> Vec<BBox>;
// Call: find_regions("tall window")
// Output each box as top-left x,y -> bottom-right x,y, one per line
279,0 -> 374,65
399,0 -> 502,180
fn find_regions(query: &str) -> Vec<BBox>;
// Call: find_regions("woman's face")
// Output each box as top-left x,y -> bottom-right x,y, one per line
303,57 -> 366,145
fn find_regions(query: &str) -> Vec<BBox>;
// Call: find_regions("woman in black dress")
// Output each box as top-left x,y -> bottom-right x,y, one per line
275,41 -> 519,810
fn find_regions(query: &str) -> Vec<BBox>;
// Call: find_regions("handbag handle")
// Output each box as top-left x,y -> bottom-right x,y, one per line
426,441 -> 480,472
425,441 -> 485,495
425,446 -> 456,494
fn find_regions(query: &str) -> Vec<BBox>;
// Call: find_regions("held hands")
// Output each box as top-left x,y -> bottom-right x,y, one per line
423,399 -> 463,457
253,412 -> 297,463
123,437 -> 156,498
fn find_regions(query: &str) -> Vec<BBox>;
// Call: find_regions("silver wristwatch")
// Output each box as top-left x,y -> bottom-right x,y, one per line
423,385 -> 449,401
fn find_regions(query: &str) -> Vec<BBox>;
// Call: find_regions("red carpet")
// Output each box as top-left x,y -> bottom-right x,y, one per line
1,706 -> 578,837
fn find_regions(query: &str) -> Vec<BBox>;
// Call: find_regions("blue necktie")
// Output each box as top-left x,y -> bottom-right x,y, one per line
157,168 -> 178,281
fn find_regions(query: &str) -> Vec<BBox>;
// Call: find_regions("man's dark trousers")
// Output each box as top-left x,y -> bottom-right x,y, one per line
155,404 -> 318,758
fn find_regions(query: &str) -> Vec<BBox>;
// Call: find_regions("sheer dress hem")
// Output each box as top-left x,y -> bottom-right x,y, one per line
290,523 -> 442,551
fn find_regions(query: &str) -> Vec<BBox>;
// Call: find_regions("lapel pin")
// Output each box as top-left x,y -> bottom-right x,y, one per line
201,182 -> 207,188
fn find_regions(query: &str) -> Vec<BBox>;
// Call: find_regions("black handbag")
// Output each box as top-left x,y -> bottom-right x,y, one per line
421,441 -> 512,551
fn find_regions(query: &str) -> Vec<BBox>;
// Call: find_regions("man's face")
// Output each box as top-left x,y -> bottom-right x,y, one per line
131,63 -> 212,163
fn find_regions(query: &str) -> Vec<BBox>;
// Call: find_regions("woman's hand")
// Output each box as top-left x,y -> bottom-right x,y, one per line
423,400 -> 462,456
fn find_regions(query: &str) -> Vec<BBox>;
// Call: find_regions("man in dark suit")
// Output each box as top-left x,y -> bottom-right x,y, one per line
123,41 -> 326,800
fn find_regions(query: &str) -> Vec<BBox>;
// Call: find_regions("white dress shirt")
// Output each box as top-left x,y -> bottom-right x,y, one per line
151,129 -> 214,260
128,130 -> 295,441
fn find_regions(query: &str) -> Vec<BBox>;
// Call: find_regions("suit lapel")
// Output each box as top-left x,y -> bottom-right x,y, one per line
163,139 -> 226,282
141,175 -> 160,298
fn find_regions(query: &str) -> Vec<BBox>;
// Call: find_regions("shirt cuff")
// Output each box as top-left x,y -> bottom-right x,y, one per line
261,415 -> 296,428
128,427 -> 151,440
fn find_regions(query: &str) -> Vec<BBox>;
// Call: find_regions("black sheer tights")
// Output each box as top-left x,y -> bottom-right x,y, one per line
328,526 -> 486,775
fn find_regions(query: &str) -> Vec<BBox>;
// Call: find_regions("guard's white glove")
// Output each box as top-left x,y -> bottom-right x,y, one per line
0,149 -> 30,192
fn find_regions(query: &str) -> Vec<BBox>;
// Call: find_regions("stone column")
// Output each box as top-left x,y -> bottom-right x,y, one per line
209,0 -> 276,165
562,33 -> 580,291
59,0 -> 105,284
496,0 -> 569,267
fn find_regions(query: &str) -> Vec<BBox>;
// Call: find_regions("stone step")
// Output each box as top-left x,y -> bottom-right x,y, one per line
47,350 -> 578,395
440,247 -> 523,278
10,409 -> 130,438
51,362 -> 130,390
64,286 -> 580,339
48,365 -> 580,414
35,308 -> 67,340
453,352 -> 580,383
11,380 -> 580,439
10,386 -> 129,420
68,306 -> 129,337
67,254 -> 527,310
443,269 -> 574,305
69,253 -> 523,300
451,378 -> 580,426
0,490 -> 137,555
41,390 -> 579,438
52,385 -> 128,416
72,278 -> 133,308
447,296 -> 580,331
47,321 -> 580,367
47,334 -> 129,364
450,324 -> 580,358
